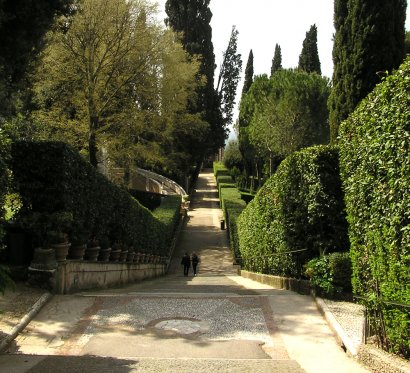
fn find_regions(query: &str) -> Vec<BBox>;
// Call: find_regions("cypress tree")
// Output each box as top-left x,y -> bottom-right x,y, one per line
271,44 -> 282,76
242,49 -> 254,97
165,0 -> 225,155
328,0 -> 407,143
216,25 -> 242,127
298,24 -> 321,75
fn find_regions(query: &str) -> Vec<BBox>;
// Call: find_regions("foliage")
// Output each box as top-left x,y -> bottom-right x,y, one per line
213,161 -> 230,178
246,70 -> 330,163
0,0 -> 72,118
216,25 -> 242,127
165,0 -> 225,156
339,56 -> 410,357
30,0 -> 204,178
305,252 -> 352,296
328,0 -> 407,143
0,130 -> 14,292
270,44 -> 282,76
298,24 -> 321,75
128,190 -> 162,211
241,50 -> 254,97
237,145 -> 349,277
237,75 -> 270,179
223,140 -> 243,172
11,141 -> 181,256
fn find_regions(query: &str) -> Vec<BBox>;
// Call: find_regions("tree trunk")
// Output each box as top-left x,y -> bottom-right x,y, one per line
89,130 -> 98,168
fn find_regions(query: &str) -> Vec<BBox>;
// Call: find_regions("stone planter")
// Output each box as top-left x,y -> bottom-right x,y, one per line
120,250 -> 128,262
30,247 -> 57,270
68,244 -> 86,260
98,248 -> 111,262
126,251 -> 135,262
84,246 -> 100,261
51,241 -> 71,262
133,252 -> 141,263
109,249 -> 121,262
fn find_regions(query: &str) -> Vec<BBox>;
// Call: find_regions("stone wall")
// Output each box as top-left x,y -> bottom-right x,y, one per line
239,270 -> 311,295
29,261 -> 166,294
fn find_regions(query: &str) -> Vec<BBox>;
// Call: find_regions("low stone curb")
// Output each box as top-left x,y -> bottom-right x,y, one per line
313,296 -> 360,356
0,292 -> 52,352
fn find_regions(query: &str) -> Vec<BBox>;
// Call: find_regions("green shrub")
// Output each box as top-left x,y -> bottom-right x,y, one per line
305,252 -> 352,296
238,145 -> 349,277
339,56 -> 410,357
216,175 -> 234,187
223,139 -> 243,172
328,252 -> 352,291
129,189 -> 162,210
0,132 -> 14,293
213,161 -> 229,177
11,141 -> 181,256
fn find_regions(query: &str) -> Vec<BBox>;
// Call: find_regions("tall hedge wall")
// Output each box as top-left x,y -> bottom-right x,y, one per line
11,141 -> 181,256
238,145 -> 348,277
339,57 -> 410,357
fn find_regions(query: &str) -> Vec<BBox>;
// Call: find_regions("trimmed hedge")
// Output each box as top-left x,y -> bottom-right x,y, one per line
213,162 -> 246,262
11,141 -> 181,256
339,56 -> 410,357
152,194 -> 182,253
213,161 -> 229,178
129,189 -> 162,211
237,145 -> 349,277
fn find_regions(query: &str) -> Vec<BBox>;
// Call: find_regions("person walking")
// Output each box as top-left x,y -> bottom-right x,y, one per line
181,252 -> 191,276
191,253 -> 200,276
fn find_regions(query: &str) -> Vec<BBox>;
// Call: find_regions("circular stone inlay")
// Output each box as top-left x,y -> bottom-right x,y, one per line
155,319 -> 202,334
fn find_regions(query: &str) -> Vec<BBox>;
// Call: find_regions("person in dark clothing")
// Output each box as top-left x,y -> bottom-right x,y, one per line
191,253 -> 199,276
181,252 -> 190,276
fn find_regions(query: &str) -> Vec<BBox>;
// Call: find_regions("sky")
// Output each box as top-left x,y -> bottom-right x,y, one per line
155,1 -> 410,135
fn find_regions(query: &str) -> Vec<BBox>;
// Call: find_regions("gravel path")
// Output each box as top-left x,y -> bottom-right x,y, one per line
323,299 -> 365,346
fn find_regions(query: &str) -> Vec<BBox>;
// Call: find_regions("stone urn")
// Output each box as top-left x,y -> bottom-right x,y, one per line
119,249 -> 128,262
51,241 -> 71,262
85,239 -> 100,261
30,247 -> 58,270
98,247 -> 111,262
68,244 -> 86,260
109,249 -> 121,262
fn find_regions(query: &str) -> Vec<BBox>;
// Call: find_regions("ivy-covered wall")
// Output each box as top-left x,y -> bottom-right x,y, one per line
11,141 -> 181,256
237,145 -> 348,277
339,56 -> 410,357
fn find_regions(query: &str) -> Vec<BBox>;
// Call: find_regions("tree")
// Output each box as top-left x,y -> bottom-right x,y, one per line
31,0 -> 204,177
298,24 -> 321,74
241,49 -> 254,97
216,25 -> 242,127
328,0 -> 407,143
0,0 -> 72,118
238,74 -> 272,181
247,70 -> 330,168
223,139 -> 243,172
271,44 -> 282,76
405,31 -> 410,55
165,0 -> 225,156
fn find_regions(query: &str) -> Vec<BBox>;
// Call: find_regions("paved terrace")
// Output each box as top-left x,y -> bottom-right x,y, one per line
0,170 -> 369,372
